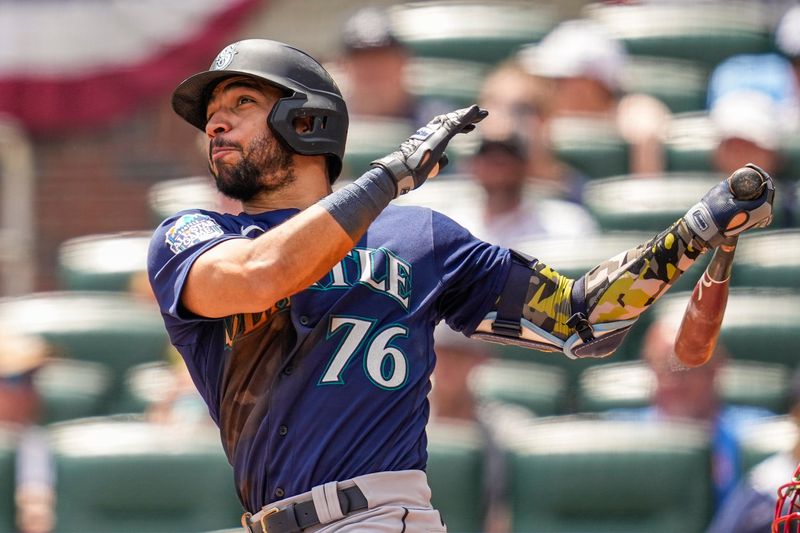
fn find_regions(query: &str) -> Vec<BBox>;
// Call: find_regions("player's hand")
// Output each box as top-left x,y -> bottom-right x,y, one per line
683,163 -> 775,249
371,105 -> 488,197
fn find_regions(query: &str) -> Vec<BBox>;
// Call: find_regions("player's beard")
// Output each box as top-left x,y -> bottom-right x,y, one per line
209,133 -> 296,202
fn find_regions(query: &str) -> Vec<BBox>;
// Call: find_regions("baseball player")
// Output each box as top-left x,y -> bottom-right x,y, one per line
147,39 -> 774,532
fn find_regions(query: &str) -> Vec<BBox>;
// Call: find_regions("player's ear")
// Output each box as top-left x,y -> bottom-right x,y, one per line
293,116 -> 314,134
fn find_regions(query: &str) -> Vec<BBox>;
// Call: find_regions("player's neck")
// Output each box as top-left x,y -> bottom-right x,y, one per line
243,173 -> 331,214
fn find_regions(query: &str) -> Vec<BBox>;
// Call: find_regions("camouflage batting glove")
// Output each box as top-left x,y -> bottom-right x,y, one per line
371,105 -> 488,197
683,163 -> 775,249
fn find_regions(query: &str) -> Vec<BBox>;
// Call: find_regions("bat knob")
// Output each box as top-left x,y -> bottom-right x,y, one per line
728,165 -> 766,200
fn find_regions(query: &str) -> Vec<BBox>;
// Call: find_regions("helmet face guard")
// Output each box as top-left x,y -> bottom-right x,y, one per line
171,39 -> 349,182
774,464 -> 800,532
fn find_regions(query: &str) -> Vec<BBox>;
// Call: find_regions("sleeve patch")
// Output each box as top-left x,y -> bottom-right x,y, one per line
165,213 -> 224,254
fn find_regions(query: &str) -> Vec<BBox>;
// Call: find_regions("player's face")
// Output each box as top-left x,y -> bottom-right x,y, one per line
204,77 -> 296,201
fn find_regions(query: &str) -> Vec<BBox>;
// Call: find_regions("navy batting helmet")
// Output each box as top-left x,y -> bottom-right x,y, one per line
172,39 -> 349,181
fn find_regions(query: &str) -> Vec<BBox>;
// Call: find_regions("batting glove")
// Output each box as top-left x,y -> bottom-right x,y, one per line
371,105 -> 489,197
683,163 -> 775,249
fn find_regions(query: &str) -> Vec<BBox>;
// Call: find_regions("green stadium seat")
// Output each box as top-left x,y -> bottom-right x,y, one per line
578,360 -> 791,414
148,176 -> 220,225
0,292 -> 169,405
36,359 -> 113,424
583,2 -> 774,67
653,288 -> 800,369
664,113 -> 717,173
50,417 -> 243,532
622,57 -> 708,114
392,2 -> 556,64
583,172 -> 721,231
549,117 -> 630,179
426,419 -> 486,533
737,415 -> 798,474
116,361 -> 176,414
733,229 -> 800,289
468,359 -> 568,416
0,425 -> 17,533
341,118 -> 413,180
499,415 -> 712,532
406,57 -> 488,109
58,232 -> 151,292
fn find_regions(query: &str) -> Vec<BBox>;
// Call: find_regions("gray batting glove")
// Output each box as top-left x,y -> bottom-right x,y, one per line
371,105 -> 489,197
683,163 -> 775,249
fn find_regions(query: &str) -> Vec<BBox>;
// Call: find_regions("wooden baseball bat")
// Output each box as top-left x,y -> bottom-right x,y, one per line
673,166 -> 766,367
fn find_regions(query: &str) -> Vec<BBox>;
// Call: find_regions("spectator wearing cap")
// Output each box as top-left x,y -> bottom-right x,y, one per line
518,19 -> 671,176
449,132 -> 596,248
0,330 -> 54,533
706,53 -> 798,226
705,368 -> 800,533
336,6 -> 415,121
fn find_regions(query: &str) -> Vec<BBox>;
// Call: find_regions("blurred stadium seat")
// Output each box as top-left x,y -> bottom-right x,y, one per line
468,359 -> 568,416
622,57 -> 708,114
583,2 -> 774,67
37,359 -> 112,424
148,176 -> 220,225
548,117 -> 630,179
406,57 -> 488,109
116,361 -> 176,415
737,415 -> 798,473
341,117 -> 413,179
58,232 -> 151,292
50,417 -> 242,532
391,2 -> 556,64
0,424 -> 16,533
583,172 -> 721,231
663,112 -> 717,173
653,288 -> 800,368
498,416 -> 712,532
732,229 -> 800,289
426,419 -> 486,533
0,292 -> 169,409
578,360 -> 791,414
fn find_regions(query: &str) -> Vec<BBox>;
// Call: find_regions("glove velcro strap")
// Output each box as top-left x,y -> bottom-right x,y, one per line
370,156 -> 414,196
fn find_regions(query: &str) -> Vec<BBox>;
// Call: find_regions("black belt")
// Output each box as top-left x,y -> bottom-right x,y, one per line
244,485 -> 368,533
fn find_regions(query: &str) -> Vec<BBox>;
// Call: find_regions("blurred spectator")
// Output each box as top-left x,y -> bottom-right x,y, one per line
519,19 -> 671,177
706,53 -> 798,226
776,4 -> 800,91
609,319 -> 774,511
0,330 -> 54,533
430,324 -> 491,422
710,90 -> 784,176
336,6 -> 415,121
706,369 -> 800,533
476,60 -> 588,203
448,133 -> 597,247
706,53 -> 799,128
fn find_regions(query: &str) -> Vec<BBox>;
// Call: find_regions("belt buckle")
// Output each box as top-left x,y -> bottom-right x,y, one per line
241,507 -> 279,533
259,507 -> 280,532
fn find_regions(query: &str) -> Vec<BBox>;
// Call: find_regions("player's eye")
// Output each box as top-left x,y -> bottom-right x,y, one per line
237,95 -> 256,106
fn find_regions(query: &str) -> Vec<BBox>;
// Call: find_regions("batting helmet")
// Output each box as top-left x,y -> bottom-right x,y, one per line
774,463 -> 800,532
172,39 -> 349,181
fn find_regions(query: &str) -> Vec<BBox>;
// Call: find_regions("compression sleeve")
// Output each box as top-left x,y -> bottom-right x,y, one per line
529,219 -> 702,336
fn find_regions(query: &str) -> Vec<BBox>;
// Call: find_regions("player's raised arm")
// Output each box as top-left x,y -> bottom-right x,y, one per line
472,165 -> 774,359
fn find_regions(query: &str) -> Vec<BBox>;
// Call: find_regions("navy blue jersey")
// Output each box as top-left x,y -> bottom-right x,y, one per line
147,204 -> 511,512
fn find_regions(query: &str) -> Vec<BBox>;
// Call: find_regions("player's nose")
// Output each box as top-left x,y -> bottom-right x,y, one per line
205,110 -> 233,138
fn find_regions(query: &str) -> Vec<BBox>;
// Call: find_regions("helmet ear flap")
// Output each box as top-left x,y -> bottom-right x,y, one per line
267,93 -> 348,182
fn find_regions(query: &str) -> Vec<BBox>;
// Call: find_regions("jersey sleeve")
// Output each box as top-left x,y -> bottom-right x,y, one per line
147,211 -> 246,333
431,210 -> 512,335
